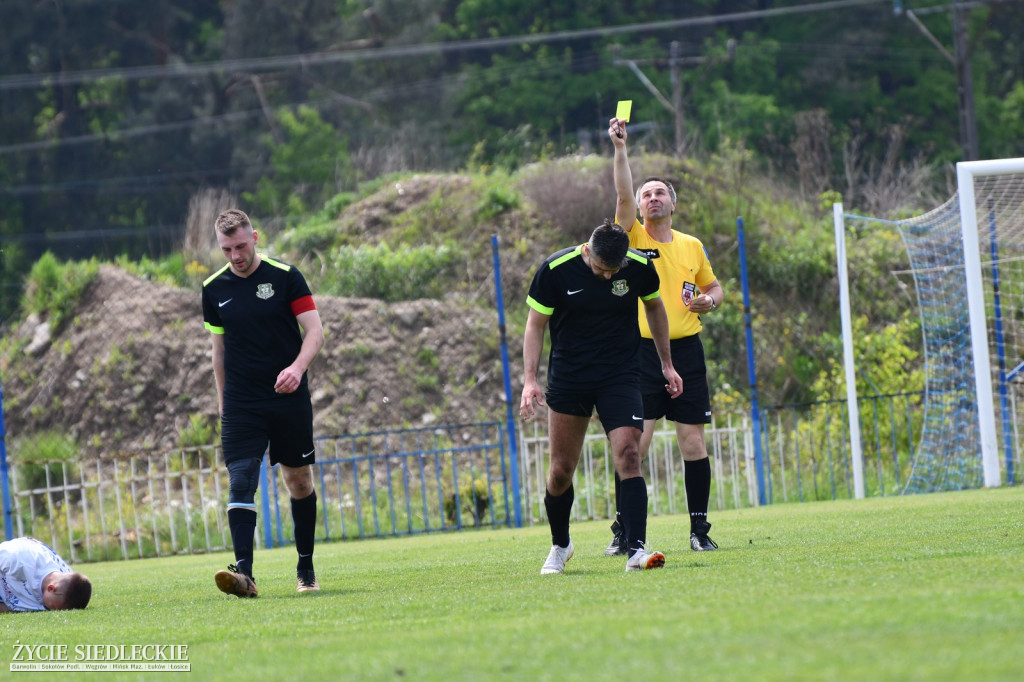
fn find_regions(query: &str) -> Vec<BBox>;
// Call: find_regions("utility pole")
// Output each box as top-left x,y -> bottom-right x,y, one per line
952,1 -> 979,161
613,40 -> 733,156
901,1 -> 979,161
670,41 -> 685,156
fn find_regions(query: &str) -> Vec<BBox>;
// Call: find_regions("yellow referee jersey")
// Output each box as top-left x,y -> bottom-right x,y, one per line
625,218 -> 717,339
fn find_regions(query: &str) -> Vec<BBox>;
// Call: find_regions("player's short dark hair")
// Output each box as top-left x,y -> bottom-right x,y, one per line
215,209 -> 253,237
589,219 -> 629,268
63,572 -> 92,610
635,176 -> 677,206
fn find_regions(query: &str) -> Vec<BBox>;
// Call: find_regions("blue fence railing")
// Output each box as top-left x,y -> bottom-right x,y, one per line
7,393 -> 1019,564
3,422 -> 512,563
260,422 -> 513,548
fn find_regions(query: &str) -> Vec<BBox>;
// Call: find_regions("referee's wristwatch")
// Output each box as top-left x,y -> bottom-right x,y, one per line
707,294 -> 716,310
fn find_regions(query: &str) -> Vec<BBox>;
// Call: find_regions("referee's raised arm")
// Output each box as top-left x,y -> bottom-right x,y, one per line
609,117 -> 637,231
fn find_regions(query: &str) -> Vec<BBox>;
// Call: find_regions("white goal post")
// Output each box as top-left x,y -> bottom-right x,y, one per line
958,157 -> 1024,488
833,202 -> 865,498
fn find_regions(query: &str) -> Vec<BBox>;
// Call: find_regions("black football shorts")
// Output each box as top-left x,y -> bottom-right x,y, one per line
220,398 -> 316,467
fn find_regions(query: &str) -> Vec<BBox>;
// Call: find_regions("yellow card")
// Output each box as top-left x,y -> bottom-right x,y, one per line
615,100 -> 632,122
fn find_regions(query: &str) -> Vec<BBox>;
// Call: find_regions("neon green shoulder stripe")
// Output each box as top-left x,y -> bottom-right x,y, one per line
626,250 -> 648,264
526,296 -> 554,315
203,262 -> 231,287
205,321 -> 224,334
640,290 -> 661,302
262,256 -> 292,271
548,245 -> 583,269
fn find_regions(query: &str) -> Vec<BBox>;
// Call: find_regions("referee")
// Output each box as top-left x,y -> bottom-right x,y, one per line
521,220 -> 682,574
202,209 -> 325,597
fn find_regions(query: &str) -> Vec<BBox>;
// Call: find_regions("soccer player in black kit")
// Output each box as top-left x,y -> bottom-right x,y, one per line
202,209 -> 325,597
520,220 -> 682,574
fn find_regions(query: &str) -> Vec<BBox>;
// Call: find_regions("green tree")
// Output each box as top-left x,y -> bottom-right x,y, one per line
438,2 -> 699,166
243,106 -> 354,219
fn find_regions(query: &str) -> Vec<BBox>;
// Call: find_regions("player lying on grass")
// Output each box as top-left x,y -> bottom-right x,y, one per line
0,537 -> 92,612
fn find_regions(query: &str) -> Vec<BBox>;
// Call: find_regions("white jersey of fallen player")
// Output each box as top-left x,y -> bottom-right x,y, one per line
0,537 -> 72,612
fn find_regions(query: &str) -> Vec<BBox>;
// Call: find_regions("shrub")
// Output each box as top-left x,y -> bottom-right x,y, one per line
178,413 -> 218,448
517,156 -> 614,243
22,252 -> 99,330
475,184 -> 521,221
12,431 -> 81,518
320,241 -> 460,301
444,476 -> 490,527
115,253 -> 192,288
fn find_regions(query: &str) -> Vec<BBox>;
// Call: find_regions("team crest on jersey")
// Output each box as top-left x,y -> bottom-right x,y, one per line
611,279 -> 629,297
256,283 -> 275,300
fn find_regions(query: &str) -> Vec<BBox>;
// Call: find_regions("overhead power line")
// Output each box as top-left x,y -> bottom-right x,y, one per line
0,0 -> 891,92
3,225 -> 181,243
0,35 -> 948,159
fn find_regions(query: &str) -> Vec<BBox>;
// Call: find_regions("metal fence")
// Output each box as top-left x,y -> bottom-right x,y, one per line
6,422 -> 511,564
759,392 -> 924,503
518,413 -> 756,525
11,391 -> 1010,565
516,394 -> 925,524
9,449 -> 229,563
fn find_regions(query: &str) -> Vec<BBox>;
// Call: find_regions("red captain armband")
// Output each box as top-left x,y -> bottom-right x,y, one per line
290,295 -> 317,316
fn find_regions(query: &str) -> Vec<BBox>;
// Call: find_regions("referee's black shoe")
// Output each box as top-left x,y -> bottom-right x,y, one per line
689,521 -> 719,552
604,519 -> 627,556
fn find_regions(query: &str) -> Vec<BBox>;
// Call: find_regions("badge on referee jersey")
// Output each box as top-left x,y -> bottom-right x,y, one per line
682,281 -> 697,306
611,280 -> 629,297
256,283 -> 275,300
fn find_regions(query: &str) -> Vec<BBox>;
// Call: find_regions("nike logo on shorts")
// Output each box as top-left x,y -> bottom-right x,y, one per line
567,289 -> 583,295
301,449 -> 315,458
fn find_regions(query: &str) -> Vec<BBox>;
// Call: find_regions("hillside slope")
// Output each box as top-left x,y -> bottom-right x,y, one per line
1,152 -> 921,459
2,265 -> 509,457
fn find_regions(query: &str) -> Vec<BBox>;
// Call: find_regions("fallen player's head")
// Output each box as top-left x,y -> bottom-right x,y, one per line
44,571 -> 93,610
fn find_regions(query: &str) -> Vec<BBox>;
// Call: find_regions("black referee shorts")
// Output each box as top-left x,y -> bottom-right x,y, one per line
639,336 -> 712,425
220,397 -> 316,467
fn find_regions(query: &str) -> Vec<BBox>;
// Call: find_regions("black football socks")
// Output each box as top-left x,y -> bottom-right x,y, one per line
227,507 -> 257,578
291,491 -> 317,571
619,476 -> 648,554
685,457 -> 712,532
544,484 -> 574,548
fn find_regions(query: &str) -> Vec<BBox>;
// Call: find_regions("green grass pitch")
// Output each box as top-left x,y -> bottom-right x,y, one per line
4,486 -> 1022,681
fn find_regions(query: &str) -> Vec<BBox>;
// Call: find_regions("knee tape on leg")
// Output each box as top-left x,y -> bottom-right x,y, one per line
227,458 -> 262,506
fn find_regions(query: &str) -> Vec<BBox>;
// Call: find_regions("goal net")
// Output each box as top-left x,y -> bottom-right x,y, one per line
902,159 -> 1024,491
839,158 -> 1024,494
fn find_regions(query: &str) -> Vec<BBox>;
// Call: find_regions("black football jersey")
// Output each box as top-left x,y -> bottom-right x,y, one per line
202,257 -> 314,404
526,245 -> 661,390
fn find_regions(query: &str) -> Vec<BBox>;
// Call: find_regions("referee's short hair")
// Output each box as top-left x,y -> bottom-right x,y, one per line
589,219 -> 629,268
635,176 -> 677,206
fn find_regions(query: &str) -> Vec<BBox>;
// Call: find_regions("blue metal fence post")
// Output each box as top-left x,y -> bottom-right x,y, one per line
0,376 -> 13,539
491,235 -> 523,527
987,198 -> 1016,485
737,217 -> 768,505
